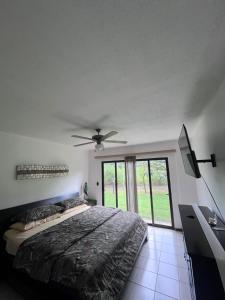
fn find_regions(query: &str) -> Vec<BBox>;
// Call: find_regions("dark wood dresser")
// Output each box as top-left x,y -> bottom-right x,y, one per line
179,205 -> 225,300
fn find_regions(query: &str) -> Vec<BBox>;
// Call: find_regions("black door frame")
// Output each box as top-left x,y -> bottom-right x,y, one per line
136,157 -> 174,229
102,157 -> 174,229
102,160 -> 127,210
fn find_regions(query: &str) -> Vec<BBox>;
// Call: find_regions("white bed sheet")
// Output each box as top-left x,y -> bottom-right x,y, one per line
4,204 -> 90,256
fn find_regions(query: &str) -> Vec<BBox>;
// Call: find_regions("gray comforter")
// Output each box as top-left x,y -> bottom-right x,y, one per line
14,206 -> 147,300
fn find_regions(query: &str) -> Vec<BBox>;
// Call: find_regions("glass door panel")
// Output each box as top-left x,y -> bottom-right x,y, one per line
103,162 -> 116,208
136,160 -> 152,223
150,160 -> 172,226
102,158 -> 173,228
116,162 -> 127,211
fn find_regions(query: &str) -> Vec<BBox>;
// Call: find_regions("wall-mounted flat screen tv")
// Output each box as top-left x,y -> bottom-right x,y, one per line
178,124 -> 201,178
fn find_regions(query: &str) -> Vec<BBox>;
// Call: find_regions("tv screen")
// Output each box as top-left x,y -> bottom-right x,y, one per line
178,125 -> 201,178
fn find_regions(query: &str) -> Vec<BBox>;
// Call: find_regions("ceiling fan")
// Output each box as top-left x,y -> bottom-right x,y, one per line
72,129 -> 127,151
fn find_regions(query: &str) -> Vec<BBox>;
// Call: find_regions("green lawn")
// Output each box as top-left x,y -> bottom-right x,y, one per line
104,190 -> 172,225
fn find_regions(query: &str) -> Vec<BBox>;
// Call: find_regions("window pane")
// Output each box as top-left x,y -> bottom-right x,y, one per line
117,162 -> 127,211
136,161 -> 152,222
150,160 -> 172,226
103,163 -> 116,208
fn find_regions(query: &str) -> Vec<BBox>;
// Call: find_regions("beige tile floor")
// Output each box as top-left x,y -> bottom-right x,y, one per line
0,226 -> 191,300
121,226 -> 191,300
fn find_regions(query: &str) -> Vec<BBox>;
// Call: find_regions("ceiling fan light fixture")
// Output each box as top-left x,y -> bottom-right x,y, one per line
95,143 -> 104,152
71,128 -> 128,149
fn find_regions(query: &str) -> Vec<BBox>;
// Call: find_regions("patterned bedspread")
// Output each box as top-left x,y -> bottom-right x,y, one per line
14,206 -> 147,299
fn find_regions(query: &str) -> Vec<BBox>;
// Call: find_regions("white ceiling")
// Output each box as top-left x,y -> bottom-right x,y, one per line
0,0 -> 225,148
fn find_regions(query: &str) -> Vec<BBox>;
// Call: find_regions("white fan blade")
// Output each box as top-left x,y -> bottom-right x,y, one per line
74,142 -> 94,147
71,135 -> 93,140
104,140 -> 127,144
102,131 -> 118,141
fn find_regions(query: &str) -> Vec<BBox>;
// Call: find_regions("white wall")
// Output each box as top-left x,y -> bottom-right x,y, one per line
191,77 -> 225,219
88,140 -> 198,229
0,131 -> 88,209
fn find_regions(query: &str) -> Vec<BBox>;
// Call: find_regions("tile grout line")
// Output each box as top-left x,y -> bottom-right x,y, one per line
136,229 -> 191,300
154,291 -> 177,300
128,279 -> 156,292
128,279 -> 180,300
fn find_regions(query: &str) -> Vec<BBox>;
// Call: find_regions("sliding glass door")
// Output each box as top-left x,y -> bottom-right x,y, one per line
136,158 -> 173,227
102,161 -> 127,211
150,159 -> 173,226
103,162 -> 116,208
136,160 -> 152,223
102,158 -> 174,227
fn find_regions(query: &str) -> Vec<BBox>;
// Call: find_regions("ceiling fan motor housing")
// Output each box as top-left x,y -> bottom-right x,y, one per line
92,135 -> 103,144
92,129 -> 103,144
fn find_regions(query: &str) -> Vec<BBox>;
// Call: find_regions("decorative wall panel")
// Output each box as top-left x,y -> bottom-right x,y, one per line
16,165 -> 69,180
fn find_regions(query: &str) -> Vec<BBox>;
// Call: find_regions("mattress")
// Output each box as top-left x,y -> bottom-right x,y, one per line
13,206 -> 147,299
4,204 -> 90,256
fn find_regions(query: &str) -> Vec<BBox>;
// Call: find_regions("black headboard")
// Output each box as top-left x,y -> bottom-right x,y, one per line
0,192 -> 79,257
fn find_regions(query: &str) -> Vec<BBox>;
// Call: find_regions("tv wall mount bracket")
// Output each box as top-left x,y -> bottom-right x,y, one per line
197,154 -> 216,168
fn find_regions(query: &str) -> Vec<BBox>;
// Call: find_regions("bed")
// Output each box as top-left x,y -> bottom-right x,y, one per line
0,193 -> 148,300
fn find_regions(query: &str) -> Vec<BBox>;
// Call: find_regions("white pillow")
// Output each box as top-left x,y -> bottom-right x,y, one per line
60,204 -> 88,216
10,213 -> 61,231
